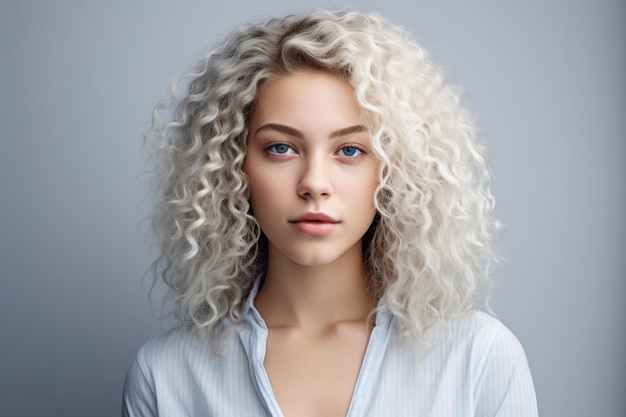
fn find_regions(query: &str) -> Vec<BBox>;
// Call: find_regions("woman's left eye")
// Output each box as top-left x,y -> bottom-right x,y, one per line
337,146 -> 363,157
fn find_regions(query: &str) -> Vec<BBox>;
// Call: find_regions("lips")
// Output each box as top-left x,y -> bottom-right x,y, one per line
290,212 -> 338,223
289,212 -> 339,236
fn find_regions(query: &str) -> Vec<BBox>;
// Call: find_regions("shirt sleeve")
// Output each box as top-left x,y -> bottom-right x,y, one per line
473,322 -> 538,417
122,350 -> 158,417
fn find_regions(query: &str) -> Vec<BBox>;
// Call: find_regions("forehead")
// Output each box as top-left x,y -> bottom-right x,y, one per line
248,70 -> 362,133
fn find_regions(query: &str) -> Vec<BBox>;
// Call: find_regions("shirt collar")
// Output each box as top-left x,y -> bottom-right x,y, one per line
240,274 -> 267,329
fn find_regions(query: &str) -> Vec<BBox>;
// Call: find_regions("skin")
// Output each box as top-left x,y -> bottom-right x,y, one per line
243,70 -> 379,417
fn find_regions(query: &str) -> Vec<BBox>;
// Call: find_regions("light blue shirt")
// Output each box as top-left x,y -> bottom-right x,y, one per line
123,280 -> 538,416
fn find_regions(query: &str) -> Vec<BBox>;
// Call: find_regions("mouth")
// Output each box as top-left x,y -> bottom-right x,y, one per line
289,213 -> 339,236
289,212 -> 339,223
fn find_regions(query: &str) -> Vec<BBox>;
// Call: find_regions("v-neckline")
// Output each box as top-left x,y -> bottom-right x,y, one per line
246,304 -> 393,417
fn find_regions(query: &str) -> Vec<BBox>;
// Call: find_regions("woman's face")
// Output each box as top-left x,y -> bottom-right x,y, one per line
244,70 -> 379,268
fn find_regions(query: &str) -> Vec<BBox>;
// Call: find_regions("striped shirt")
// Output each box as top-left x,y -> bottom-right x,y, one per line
123,280 -> 538,417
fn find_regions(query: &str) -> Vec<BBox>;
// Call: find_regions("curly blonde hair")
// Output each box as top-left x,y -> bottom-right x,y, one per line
146,10 -> 498,348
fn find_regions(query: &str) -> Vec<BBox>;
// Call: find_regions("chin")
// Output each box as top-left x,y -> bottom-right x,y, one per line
285,250 -> 343,268
289,256 -> 338,268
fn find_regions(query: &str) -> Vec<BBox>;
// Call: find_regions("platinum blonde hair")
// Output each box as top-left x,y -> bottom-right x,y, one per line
147,10 -> 499,348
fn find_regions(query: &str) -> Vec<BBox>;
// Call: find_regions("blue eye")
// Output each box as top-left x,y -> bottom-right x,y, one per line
268,143 -> 292,154
338,146 -> 362,157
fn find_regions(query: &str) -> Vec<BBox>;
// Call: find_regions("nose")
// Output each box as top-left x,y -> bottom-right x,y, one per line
296,154 -> 333,199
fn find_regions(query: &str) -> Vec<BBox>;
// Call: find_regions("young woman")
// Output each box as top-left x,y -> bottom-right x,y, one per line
123,10 -> 538,417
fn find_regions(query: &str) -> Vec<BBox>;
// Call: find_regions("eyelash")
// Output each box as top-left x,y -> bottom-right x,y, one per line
265,143 -> 367,158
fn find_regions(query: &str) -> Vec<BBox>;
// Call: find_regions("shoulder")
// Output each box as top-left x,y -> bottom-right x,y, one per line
440,311 -> 530,374
131,326 -> 236,377
135,327 -> 199,364
447,310 -> 511,337
123,329 -> 193,417
444,311 -> 538,416
446,311 -> 524,353
123,326 -> 240,417
125,328 -> 199,387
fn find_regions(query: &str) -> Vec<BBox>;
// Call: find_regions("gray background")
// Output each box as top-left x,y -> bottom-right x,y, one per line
1,1 -> 624,416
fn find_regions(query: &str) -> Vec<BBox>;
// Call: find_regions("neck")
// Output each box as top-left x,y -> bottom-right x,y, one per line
254,243 -> 375,332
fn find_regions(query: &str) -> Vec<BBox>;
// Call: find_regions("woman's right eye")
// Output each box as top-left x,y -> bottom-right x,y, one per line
267,143 -> 294,154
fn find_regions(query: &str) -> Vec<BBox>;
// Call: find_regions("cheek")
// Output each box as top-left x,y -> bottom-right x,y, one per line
247,171 -> 283,211
346,173 -> 378,204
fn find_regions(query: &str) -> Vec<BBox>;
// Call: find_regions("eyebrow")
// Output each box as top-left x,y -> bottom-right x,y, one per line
252,123 -> 367,139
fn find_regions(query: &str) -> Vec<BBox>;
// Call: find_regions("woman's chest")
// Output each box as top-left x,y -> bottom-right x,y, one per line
262,325 -> 370,417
